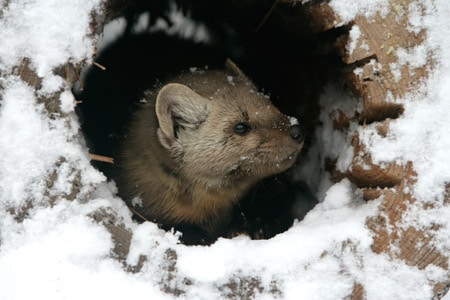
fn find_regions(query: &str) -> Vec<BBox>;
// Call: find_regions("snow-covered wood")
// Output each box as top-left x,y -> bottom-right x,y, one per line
301,0 -> 449,297
1,0 -> 449,299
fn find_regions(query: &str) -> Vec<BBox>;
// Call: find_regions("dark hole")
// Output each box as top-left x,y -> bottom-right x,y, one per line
74,0 -> 344,245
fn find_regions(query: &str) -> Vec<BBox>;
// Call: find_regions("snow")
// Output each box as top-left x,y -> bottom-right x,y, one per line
0,77 -> 103,207
0,203 -> 168,300
346,25 -> 361,55
0,0 -> 449,299
288,115 -> 299,126
328,0 -> 389,25
358,0 -> 450,203
0,0 -> 100,77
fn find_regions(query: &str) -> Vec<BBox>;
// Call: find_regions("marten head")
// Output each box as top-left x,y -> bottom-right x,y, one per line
155,62 -> 304,189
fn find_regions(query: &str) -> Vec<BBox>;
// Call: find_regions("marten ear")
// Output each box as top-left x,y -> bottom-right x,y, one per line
156,83 -> 211,149
225,59 -> 250,81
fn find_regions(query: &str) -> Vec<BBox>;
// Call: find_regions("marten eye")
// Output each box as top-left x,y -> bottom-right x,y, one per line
234,122 -> 252,136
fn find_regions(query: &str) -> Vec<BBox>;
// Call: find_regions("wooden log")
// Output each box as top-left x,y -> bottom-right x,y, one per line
302,0 -> 450,298
3,0 -> 447,298
80,1 -> 450,296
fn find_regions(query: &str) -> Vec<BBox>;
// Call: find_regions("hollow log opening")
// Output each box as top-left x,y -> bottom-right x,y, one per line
74,0 -> 347,243
73,2 -> 450,295
1,0 -> 449,298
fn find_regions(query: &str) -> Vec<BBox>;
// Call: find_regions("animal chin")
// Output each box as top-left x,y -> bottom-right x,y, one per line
273,151 -> 300,170
243,154 -> 297,178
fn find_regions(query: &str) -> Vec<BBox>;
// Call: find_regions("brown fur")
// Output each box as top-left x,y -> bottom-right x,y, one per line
115,61 -> 303,238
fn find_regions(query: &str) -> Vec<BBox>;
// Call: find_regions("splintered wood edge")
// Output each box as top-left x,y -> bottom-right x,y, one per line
89,153 -> 114,164
301,0 -> 449,297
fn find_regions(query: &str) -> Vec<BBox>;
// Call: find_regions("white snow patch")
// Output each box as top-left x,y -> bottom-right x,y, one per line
301,83 -> 362,195
40,74 -> 65,95
346,25 -> 361,55
408,1 -> 428,35
59,90 -> 77,114
329,0 -> 389,25
0,200 -> 169,300
389,62 -> 402,82
396,44 -> 429,69
0,77 -> 104,207
227,75 -> 235,85
288,115 -> 299,126
321,179 -> 354,210
0,0 -> 102,77
359,0 -> 450,203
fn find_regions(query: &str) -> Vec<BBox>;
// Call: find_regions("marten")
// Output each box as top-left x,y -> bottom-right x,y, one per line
114,60 -> 304,244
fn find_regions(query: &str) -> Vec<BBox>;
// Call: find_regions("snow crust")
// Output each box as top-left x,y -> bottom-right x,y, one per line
0,0 -> 449,299
357,0 -> 450,203
0,0 -> 100,78
329,0 -> 389,25
346,25 -> 361,55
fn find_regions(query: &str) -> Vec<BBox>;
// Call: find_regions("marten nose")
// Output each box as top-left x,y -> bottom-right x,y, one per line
290,125 -> 304,143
